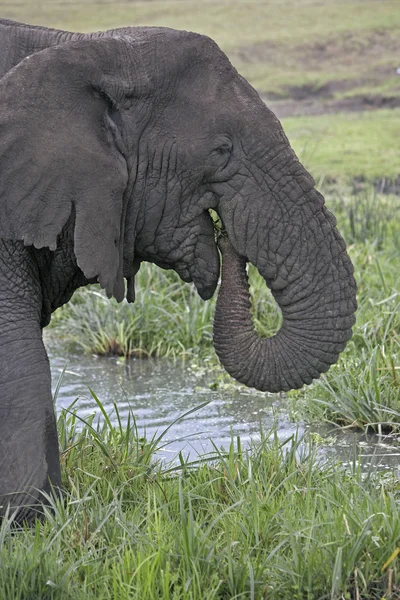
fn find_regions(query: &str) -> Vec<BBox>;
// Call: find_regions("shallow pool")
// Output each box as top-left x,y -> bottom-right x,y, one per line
48,343 -> 400,470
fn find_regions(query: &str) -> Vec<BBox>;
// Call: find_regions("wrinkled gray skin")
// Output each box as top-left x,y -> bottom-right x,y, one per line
0,19 -> 356,522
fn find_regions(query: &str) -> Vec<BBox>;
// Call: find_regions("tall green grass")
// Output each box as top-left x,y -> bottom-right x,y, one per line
1,402 -> 400,599
52,266 -> 215,359
51,254 -> 281,360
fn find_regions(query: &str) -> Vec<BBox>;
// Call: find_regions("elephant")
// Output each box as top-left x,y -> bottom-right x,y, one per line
0,18 -> 357,522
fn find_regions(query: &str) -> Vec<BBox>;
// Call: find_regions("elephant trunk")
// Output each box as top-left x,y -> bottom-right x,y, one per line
213,209 -> 357,393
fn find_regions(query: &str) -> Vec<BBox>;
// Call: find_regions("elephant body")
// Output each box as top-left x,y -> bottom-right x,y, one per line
0,19 -> 356,522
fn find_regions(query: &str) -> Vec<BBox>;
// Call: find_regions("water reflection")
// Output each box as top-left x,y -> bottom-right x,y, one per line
48,346 -> 301,459
313,425 -> 400,474
47,344 -> 400,468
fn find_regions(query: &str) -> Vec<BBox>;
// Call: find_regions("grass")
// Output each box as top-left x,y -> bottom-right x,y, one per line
51,270 -> 215,359
1,402 -> 400,599
284,109 -> 400,182
50,250 -> 281,360
4,1 -> 400,53
232,27 -> 400,100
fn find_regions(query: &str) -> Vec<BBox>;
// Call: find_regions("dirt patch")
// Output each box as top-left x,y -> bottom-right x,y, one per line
265,94 -> 400,118
351,175 -> 400,195
266,79 -> 359,101
289,29 -> 400,72
233,28 -> 400,116
236,29 -> 400,72
374,176 -> 400,195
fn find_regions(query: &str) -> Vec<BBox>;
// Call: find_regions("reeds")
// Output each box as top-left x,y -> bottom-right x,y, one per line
1,400 -> 400,598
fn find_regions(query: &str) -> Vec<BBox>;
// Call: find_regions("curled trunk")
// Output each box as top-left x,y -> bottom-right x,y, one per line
213,235 -> 356,393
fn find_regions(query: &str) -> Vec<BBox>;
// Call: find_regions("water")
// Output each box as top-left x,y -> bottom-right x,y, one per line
48,347 -> 300,460
314,425 -> 400,474
48,344 -> 400,468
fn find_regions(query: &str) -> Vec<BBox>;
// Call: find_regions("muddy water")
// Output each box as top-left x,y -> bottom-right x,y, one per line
48,346 -> 400,469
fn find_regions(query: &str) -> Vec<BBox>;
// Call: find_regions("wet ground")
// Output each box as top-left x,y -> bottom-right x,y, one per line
48,347 -> 400,471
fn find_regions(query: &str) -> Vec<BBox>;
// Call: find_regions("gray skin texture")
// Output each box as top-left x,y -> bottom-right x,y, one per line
0,19 -> 357,522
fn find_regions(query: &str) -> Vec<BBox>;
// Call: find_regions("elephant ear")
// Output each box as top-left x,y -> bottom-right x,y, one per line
0,38 -> 142,300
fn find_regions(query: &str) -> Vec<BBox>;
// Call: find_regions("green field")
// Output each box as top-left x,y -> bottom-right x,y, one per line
2,1 -> 400,598
286,109 -> 400,182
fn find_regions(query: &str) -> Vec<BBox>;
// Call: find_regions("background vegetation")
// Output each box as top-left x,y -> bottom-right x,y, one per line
1,0 -> 400,597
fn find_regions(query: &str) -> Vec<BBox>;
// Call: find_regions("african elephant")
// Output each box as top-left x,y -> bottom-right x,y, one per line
0,19 -> 356,522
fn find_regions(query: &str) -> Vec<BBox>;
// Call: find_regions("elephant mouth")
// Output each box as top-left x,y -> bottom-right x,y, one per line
173,210 -> 221,300
133,207 -> 220,300
174,244 -> 220,300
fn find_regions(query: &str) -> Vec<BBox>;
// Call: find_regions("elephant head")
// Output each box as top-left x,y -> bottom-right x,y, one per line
0,27 -> 357,393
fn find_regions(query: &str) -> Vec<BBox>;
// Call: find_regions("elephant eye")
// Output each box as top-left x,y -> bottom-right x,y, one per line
210,141 -> 232,167
212,142 -> 232,156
